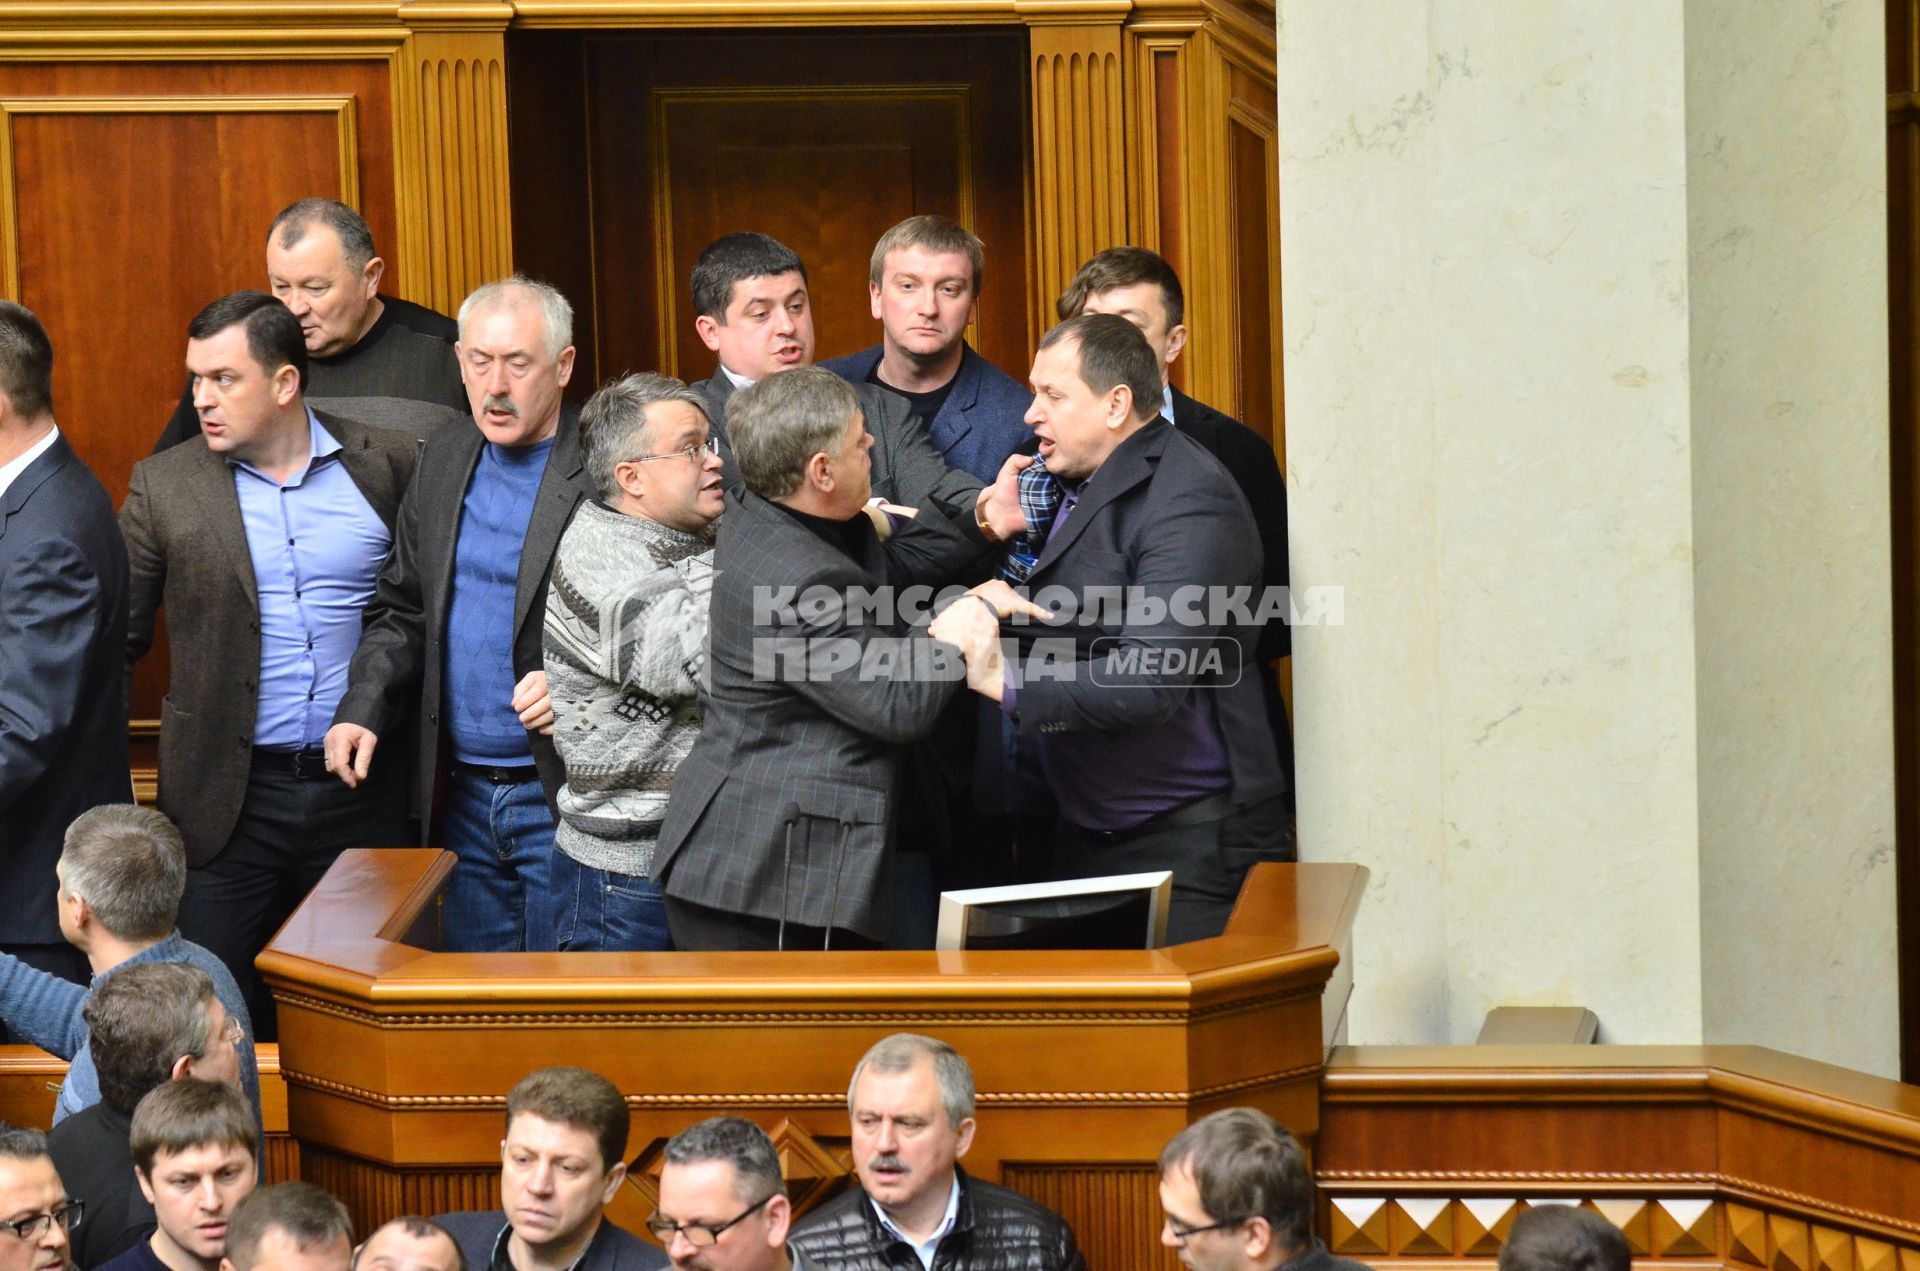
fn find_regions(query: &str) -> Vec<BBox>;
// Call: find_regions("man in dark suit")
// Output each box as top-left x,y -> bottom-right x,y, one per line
122,291 -> 418,1036
0,300 -> 130,995
326,276 -> 593,953
437,1067 -> 665,1271
935,316 -> 1290,942
687,232 -> 992,537
152,199 -> 467,452
652,369 -> 1033,951
820,215 -> 1031,483
1059,248 -> 1294,796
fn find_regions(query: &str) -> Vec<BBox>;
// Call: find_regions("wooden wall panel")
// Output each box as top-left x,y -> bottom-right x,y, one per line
509,27 -> 1030,397
0,57 -> 397,729
1004,1163 -> 1179,1271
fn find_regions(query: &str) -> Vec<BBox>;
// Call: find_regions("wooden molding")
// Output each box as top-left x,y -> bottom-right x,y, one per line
1028,20 -> 1131,336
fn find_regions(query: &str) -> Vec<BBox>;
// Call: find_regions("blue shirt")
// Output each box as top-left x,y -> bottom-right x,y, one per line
446,436 -> 555,764
231,411 -> 389,749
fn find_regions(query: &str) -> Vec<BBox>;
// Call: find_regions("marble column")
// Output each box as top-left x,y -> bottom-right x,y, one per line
1280,0 -> 1897,1075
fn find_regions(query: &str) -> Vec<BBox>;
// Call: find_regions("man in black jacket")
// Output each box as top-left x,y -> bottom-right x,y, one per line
789,1034 -> 1086,1271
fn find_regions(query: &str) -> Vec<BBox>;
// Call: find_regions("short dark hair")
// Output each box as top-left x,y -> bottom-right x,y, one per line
60,804 -> 186,941
225,1183 -> 353,1271
1497,1206 -> 1632,1271
353,1217 -> 467,1271
505,1067 -> 629,1173
84,962 -> 220,1116
269,199 -> 379,273
663,1117 -> 785,1203
129,1078 -> 257,1177
1057,246 -> 1185,328
728,367 -> 859,500
0,300 -> 54,420
0,1124 -> 50,1164
188,291 -> 308,394
692,233 -> 807,322
1037,314 -> 1162,423
1159,1108 -> 1313,1254
869,215 -> 985,295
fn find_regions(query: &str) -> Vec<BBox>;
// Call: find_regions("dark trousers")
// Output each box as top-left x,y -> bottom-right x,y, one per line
1055,792 -> 1295,944
176,752 -> 406,1040
665,896 -> 881,952
0,944 -> 88,1044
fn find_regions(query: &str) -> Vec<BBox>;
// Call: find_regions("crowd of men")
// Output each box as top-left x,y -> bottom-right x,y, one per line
2,196 -> 1306,1017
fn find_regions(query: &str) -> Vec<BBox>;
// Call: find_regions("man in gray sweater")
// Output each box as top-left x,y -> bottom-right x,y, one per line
541,374 -> 724,951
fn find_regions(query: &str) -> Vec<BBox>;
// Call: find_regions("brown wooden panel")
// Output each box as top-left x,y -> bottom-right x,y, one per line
0,58 -> 396,728
518,27 -> 1029,394
1004,1163 -> 1179,1271
1227,112 -> 1275,447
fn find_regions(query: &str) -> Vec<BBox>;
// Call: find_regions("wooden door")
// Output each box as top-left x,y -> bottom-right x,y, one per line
508,27 -> 1032,395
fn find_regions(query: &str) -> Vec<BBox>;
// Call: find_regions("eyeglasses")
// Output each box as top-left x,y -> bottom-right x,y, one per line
1164,1214 -> 1248,1246
0,1201 -> 83,1242
631,437 -> 721,465
217,1014 -> 245,1048
645,1193 -> 773,1247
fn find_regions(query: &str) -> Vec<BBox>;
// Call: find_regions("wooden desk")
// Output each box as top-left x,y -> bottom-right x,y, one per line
256,854 -> 1366,1271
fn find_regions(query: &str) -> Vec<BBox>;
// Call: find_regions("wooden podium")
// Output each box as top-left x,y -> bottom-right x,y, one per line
257,854 -> 1366,1271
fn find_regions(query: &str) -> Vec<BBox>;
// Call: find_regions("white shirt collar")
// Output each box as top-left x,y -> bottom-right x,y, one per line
721,364 -> 756,391
1161,383 -> 1176,424
0,424 -> 59,502
871,1175 -> 962,1271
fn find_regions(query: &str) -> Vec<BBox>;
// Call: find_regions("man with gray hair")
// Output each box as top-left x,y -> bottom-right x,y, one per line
651,369 -> 1036,951
541,373 -> 724,951
0,1124 -> 78,1271
329,275 -> 594,952
219,1184 -> 353,1271
154,197 -> 466,451
790,1034 -> 1084,1271
652,1118 -> 806,1271
0,805 -> 259,1126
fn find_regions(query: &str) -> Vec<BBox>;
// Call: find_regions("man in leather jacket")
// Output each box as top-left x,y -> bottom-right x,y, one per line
788,1035 -> 1086,1271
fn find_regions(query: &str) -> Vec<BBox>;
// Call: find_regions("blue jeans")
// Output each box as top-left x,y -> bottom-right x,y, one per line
548,852 -> 673,952
440,768 -> 558,952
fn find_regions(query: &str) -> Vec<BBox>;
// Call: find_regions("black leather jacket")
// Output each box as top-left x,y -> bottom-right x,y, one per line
789,1169 -> 1088,1271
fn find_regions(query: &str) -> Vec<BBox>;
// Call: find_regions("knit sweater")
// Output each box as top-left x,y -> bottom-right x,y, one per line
544,501 -> 715,876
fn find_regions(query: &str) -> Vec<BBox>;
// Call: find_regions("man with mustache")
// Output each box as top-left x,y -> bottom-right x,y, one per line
437,1068 -> 664,1271
788,1034 -> 1085,1271
1156,1109 -> 1370,1271
327,277 -> 594,952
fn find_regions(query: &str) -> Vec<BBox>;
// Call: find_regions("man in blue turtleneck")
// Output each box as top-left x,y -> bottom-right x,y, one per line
327,275 -> 593,951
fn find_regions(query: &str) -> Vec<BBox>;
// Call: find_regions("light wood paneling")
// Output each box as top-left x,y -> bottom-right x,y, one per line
1028,20 -> 1130,338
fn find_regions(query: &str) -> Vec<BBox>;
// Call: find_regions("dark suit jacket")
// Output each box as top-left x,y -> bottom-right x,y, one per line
1171,387 -> 1290,661
122,410 -> 419,866
334,406 -> 591,821
1012,420 -> 1285,808
0,434 -> 130,944
692,369 -> 988,532
652,488 -> 978,940
819,342 -> 1032,483
435,1211 -> 667,1271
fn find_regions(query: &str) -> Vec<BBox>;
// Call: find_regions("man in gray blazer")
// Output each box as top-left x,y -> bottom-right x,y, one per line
687,232 -> 993,543
652,369 -> 1034,951
934,315 -> 1290,943
123,291 -> 419,1036
327,276 -> 593,953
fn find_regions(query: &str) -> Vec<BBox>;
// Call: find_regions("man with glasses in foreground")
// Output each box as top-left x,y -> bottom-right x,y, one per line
1158,1109 -> 1371,1271
652,1118 -> 817,1271
541,374 -> 724,952
0,1125 -> 79,1271
437,1068 -> 664,1271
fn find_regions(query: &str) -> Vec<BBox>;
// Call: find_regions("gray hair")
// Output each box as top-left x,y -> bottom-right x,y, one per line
663,1117 -> 785,1203
579,373 -> 711,504
728,368 -> 858,501
0,1124 -> 50,1163
226,1183 -> 353,1271
268,198 -> 378,273
457,275 -> 574,362
84,962 -> 220,1115
848,1034 -> 975,1127
60,804 -> 187,941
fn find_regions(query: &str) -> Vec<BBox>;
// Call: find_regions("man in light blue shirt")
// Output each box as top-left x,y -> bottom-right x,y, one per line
0,804 -> 260,1127
122,291 -> 421,1038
